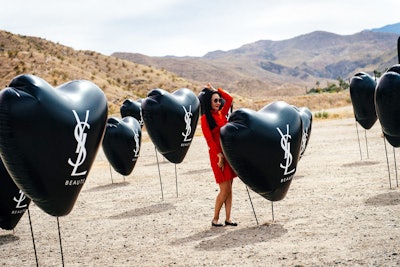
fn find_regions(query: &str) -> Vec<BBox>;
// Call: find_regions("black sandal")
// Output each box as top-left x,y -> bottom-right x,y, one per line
225,221 -> 238,226
212,221 -> 223,227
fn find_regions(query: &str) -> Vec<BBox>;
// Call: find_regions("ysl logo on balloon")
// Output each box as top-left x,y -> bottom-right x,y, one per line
13,190 -> 28,209
181,105 -> 192,146
138,109 -> 144,126
133,129 -> 140,159
277,124 -> 295,177
68,110 -> 90,177
301,130 -> 308,155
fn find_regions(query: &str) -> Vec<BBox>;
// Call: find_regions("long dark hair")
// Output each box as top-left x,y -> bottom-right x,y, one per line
198,88 -> 223,130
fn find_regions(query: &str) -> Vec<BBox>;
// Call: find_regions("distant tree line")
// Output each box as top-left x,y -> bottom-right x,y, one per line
306,77 -> 349,94
307,70 -> 383,94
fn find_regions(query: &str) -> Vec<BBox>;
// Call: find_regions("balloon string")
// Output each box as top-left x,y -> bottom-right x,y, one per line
364,129 -> 369,159
383,135 -> 392,189
355,122 -> 362,160
109,163 -> 114,184
245,186 -> 258,226
175,164 -> 178,197
155,146 -> 164,201
271,201 -> 275,222
27,208 -> 39,267
393,148 -> 399,187
57,217 -> 65,267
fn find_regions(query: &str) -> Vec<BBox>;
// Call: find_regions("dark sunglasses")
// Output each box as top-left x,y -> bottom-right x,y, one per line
213,98 -> 222,103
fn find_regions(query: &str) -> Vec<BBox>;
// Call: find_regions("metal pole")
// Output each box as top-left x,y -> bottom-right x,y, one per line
271,201 -> 275,222
364,129 -> 369,159
27,208 -> 39,267
245,186 -> 259,226
175,164 -> 178,197
355,122 -> 362,160
383,136 -> 392,189
393,148 -> 399,187
109,163 -> 114,184
155,146 -> 164,200
56,217 -> 65,267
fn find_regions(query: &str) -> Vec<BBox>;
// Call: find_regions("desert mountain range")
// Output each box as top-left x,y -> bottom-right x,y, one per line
113,27 -> 400,98
1,23 -> 399,113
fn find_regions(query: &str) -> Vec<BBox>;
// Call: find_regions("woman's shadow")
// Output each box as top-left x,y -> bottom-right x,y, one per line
171,223 -> 287,251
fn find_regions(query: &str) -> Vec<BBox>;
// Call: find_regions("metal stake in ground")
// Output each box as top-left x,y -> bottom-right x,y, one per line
155,146 -> 164,201
383,135 -> 392,189
271,201 -> 275,222
393,147 -> 399,187
109,163 -> 114,184
364,129 -> 369,159
175,164 -> 178,197
245,186 -> 259,226
355,122 -> 363,160
56,217 -> 65,267
27,208 -> 39,267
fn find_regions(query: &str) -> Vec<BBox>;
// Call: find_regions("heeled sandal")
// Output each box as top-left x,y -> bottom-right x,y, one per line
225,220 -> 238,226
211,221 -> 223,227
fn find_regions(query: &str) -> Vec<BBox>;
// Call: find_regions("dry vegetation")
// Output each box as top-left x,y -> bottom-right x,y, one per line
0,30 -> 353,118
0,31 -> 200,114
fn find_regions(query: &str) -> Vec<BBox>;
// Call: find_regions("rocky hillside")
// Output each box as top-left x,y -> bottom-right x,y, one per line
0,30 -> 359,115
0,30 -> 201,115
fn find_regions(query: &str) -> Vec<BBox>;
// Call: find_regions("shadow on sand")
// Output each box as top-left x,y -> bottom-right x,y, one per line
108,202 -> 175,219
365,191 -> 400,206
171,223 -> 287,251
0,234 -> 20,246
85,181 -> 130,192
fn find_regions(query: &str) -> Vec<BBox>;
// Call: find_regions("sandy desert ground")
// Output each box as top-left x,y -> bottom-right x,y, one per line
1,111 -> 400,266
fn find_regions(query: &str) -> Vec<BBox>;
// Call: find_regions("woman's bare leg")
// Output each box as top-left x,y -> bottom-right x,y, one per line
213,180 -> 231,223
224,181 -> 233,222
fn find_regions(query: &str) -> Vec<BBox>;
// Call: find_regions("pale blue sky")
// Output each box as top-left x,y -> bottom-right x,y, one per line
1,0 -> 399,56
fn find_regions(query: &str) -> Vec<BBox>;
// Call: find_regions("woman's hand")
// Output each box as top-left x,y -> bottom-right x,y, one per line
217,153 -> 225,171
205,82 -> 216,91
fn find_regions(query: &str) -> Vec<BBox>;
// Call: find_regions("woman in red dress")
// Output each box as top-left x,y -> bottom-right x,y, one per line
199,83 -> 237,227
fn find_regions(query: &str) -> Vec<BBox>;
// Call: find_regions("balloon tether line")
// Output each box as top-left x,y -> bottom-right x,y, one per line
271,201 -> 275,222
56,217 -> 65,267
393,148 -> 399,187
245,186 -> 259,226
383,136 -> 392,189
27,208 -> 39,267
175,164 -> 178,197
109,163 -> 114,184
154,146 -> 164,200
364,129 -> 369,159
355,122 -> 363,160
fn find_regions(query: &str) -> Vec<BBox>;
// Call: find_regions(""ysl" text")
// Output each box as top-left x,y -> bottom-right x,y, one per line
68,110 -> 90,176
13,190 -> 27,209
277,124 -> 295,176
182,105 -> 193,142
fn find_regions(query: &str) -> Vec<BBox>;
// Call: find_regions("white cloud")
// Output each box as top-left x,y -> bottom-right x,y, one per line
0,0 -> 399,56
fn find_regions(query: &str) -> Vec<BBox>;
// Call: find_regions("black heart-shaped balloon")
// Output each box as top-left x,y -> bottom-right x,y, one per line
0,74 -> 107,216
102,116 -> 142,176
220,101 -> 303,201
397,36 -> 400,64
0,158 -> 31,230
296,107 -> 312,157
142,88 -> 200,164
120,99 -> 144,127
375,66 -> 400,147
349,72 -> 377,130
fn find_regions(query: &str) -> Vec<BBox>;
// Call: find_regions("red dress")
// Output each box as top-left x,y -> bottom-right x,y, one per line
201,88 -> 237,184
